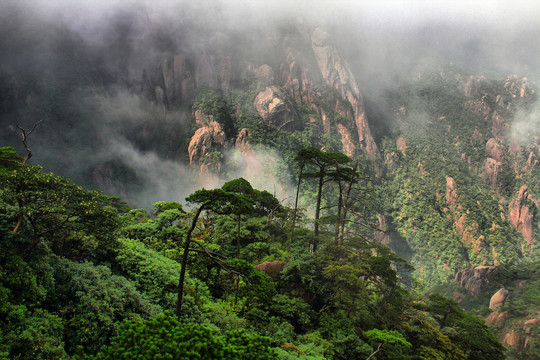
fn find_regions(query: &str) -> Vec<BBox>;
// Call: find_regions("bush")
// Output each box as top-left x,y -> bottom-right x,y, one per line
88,313 -> 277,359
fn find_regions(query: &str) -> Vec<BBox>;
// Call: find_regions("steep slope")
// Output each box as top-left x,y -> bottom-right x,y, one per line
379,67 -> 538,286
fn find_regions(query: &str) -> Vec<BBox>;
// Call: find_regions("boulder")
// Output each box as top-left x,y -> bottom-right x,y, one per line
254,86 -> 298,130
489,288 -> 509,310
255,261 -> 286,281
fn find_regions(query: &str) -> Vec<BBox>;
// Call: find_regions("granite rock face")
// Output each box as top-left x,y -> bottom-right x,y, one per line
311,27 -> 379,160
454,266 -> 498,295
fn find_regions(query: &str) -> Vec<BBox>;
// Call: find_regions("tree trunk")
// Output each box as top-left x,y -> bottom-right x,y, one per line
176,203 -> 208,318
313,169 -> 324,252
339,161 -> 358,245
334,163 -> 343,244
291,163 -> 304,242
234,214 -> 241,306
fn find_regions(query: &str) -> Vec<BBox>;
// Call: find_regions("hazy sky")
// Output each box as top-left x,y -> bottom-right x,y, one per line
1,0 -> 539,207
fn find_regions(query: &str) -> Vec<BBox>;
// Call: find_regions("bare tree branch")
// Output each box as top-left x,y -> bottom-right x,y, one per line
16,120 -> 42,166
366,343 -> 383,360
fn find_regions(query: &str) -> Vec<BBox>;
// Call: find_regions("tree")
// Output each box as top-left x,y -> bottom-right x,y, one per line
176,183 -> 254,317
293,148 -> 351,251
1,165 -> 120,261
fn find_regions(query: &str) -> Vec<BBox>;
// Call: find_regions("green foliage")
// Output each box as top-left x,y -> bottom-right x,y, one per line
192,89 -> 236,139
116,237 -> 210,314
0,146 -> 23,170
90,313 -> 277,360
49,258 -> 160,355
0,308 -> 68,360
0,165 -> 120,261
364,329 -> 412,360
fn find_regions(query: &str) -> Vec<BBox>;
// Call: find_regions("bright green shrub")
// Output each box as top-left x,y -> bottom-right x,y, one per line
89,313 -> 277,359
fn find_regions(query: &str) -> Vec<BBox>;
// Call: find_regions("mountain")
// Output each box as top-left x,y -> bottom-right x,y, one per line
0,1 -> 539,358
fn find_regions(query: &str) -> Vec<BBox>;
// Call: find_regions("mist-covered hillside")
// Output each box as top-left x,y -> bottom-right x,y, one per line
1,0 -> 539,358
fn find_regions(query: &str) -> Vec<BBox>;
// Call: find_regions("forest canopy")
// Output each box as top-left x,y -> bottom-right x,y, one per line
0,145 -> 508,359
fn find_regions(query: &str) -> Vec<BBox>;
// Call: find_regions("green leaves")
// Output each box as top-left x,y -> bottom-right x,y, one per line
0,146 -> 23,171
0,165 -> 120,260
91,313 -> 277,360
364,329 -> 412,360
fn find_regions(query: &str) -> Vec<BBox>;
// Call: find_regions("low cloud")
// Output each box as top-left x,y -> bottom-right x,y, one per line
510,103 -> 540,146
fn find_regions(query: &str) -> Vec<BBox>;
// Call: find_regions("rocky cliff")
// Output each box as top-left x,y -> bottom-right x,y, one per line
140,21 -> 382,181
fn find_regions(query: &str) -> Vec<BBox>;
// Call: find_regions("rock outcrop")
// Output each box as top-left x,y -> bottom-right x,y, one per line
255,261 -> 286,281
509,185 -> 536,249
144,32 -> 233,107
446,177 -> 459,211
280,47 -> 316,104
489,288 -> 509,310
253,64 -> 275,84
254,86 -> 299,130
335,123 -> 356,157
485,310 -> 509,326
484,157 -> 503,192
454,266 -> 497,295
311,27 -> 379,160
187,121 -> 226,167
158,54 -> 196,105
235,128 -> 263,179
485,138 -> 504,162
187,110 -> 226,185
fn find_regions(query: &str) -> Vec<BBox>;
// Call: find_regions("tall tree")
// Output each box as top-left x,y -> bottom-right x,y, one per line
176,184 -> 254,316
294,147 -> 351,251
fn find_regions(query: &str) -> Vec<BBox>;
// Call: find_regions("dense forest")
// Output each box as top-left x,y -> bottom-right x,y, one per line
0,143 -> 510,359
1,1 -> 539,359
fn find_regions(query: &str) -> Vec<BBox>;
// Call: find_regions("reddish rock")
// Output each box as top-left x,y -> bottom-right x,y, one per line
188,120 -> 226,183
311,27 -> 379,160
396,137 -> 407,154
446,177 -> 458,211
385,152 -> 399,172
525,152 -> 538,172
336,123 -> 356,157
473,128 -> 483,140
485,310 -> 509,326
254,86 -> 298,130
504,75 -> 533,99
489,288 -> 509,310
485,138 -> 504,162
319,108 -> 331,134
194,109 -> 214,127
255,261 -> 286,281
418,162 -> 425,176
280,47 -> 315,104
484,157 -> 503,192
509,185 -> 536,247
375,214 -> 391,247
491,111 -> 508,139
461,75 -> 485,97
235,128 -> 262,179
504,329 -> 521,348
